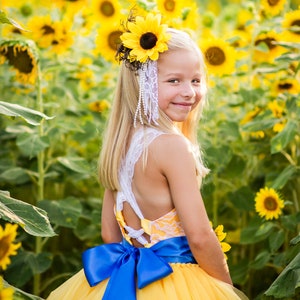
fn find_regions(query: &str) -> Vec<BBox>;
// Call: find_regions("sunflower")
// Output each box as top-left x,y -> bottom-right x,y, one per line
282,9 -> 300,42
156,0 -> 185,20
200,37 -> 236,76
88,99 -> 110,112
0,223 -> 21,270
52,0 -> 88,14
255,187 -> 285,220
95,22 -> 123,63
91,0 -> 122,23
0,39 -> 38,84
0,276 -> 14,300
49,19 -> 75,54
26,15 -> 56,48
260,0 -> 287,17
273,120 -> 286,132
211,223 -> 231,259
272,77 -> 300,95
236,8 -> 255,34
120,13 -> 170,63
240,107 -> 262,125
268,100 -> 285,118
180,2 -> 201,30
253,31 -> 286,63
2,24 -> 24,38
250,130 -> 265,139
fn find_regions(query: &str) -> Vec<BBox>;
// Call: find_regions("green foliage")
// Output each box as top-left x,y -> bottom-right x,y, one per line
0,191 -> 55,237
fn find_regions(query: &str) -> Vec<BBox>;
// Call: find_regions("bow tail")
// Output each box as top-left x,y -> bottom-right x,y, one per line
137,248 -> 173,289
102,255 -> 137,300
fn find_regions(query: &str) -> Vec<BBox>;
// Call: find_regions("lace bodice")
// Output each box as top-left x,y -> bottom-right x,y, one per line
115,127 -> 185,247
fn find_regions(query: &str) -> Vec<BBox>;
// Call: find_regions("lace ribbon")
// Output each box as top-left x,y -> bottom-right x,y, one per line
134,60 -> 159,127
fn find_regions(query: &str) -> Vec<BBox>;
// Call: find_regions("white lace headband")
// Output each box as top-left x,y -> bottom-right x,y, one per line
134,60 -> 159,127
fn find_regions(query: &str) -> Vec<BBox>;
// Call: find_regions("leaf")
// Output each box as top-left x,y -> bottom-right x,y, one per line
3,279 -> 43,300
38,197 -> 82,229
240,222 -> 276,244
291,235 -> 300,246
57,156 -> 91,174
0,10 -> 29,31
269,230 -> 285,253
16,133 -> 49,157
271,165 -> 297,190
242,117 -> 276,132
275,52 -> 300,62
264,252 -> 300,298
228,186 -> 255,211
250,251 -> 271,269
5,250 -> 52,288
271,120 -> 298,154
0,190 -> 56,237
0,167 -> 31,184
0,101 -> 54,125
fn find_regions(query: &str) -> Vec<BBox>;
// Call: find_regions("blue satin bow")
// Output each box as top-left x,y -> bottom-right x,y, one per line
82,236 -> 195,300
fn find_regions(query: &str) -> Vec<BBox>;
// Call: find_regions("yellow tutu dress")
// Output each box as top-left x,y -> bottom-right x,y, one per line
47,128 -> 248,300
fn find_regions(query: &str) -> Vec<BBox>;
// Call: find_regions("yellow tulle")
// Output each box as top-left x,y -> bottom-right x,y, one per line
47,263 -> 248,299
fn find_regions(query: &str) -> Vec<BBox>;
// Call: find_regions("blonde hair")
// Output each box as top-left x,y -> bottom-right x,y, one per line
98,28 -> 208,191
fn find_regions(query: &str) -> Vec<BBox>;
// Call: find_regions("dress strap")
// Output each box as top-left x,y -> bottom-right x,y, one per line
115,127 -> 165,245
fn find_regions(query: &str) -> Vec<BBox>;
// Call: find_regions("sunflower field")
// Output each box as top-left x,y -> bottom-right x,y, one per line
0,0 -> 299,299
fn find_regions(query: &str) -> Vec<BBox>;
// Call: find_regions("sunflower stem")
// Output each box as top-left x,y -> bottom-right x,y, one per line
33,61 -> 44,296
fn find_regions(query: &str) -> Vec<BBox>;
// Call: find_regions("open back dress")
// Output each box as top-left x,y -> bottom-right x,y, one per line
47,127 -> 248,300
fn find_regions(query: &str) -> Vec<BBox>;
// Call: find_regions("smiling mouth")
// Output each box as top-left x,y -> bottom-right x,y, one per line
173,102 -> 193,107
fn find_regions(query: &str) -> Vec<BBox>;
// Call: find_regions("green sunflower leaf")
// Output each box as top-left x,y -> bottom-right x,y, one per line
38,197 -> 82,229
271,165 -> 297,190
0,10 -> 29,31
264,252 -> 300,298
0,101 -> 54,125
270,120 -> 298,154
0,190 -> 56,237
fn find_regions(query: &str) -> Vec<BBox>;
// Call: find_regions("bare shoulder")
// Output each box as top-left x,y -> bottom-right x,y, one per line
152,133 -> 190,153
150,133 -> 195,169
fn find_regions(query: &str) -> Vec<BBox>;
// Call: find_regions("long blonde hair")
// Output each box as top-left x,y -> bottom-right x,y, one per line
98,28 -> 208,191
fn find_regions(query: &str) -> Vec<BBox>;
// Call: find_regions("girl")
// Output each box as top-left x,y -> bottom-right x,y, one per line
47,13 -> 248,300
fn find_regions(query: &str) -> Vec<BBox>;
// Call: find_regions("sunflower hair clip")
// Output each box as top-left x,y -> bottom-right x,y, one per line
116,13 -> 170,70
116,13 -> 171,127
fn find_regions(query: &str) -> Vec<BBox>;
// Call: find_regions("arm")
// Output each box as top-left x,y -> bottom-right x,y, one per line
101,189 -> 122,244
158,135 -> 233,285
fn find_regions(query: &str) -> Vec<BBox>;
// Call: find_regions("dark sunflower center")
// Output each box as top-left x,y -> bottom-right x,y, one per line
108,30 -> 122,50
140,32 -> 157,50
205,47 -> 225,66
264,197 -> 278,211
278,83 -> 292,90
255,37 -> 276,50
0,236 -> 10,258
100,1 -> 115,17
164,0 -> 176,12
13,28 -> 22,34
41,25 -> 55,35
267,0 -> 280,6
291,20 -> 300,34
1,46 -> 34,74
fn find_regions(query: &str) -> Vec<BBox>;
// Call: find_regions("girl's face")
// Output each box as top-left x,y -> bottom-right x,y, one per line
157,48 -> 203,122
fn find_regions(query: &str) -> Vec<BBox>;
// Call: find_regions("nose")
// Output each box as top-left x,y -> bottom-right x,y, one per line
181,82 -> 196,98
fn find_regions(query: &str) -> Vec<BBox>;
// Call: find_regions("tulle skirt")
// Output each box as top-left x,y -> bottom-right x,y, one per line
47,263 -> 248,300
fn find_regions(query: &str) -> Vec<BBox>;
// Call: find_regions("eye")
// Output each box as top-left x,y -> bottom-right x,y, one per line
192,78 -> 201,84
168,79 -> 179,83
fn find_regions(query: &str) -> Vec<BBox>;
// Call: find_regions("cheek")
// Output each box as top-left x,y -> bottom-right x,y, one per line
192,93 -> 203,110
